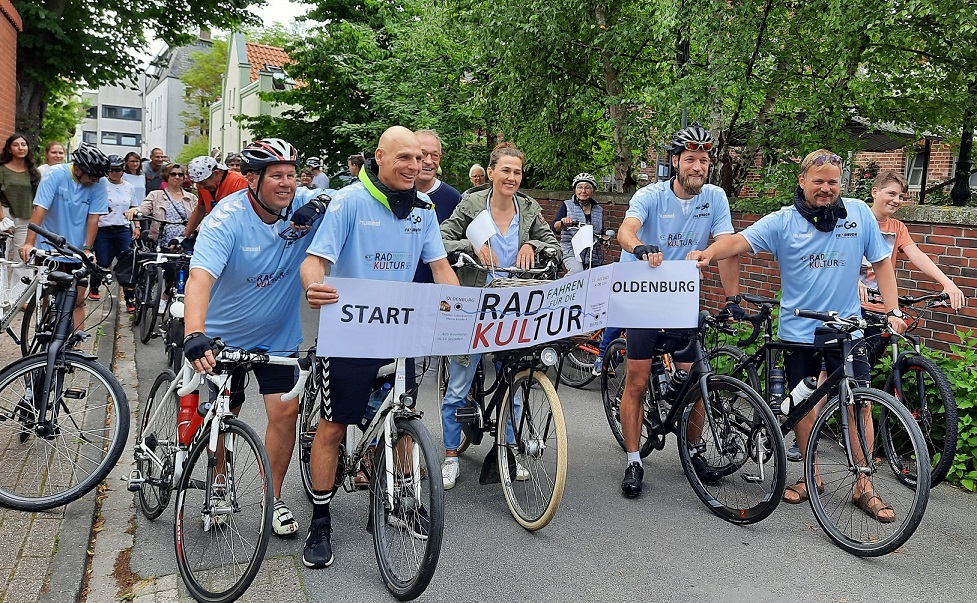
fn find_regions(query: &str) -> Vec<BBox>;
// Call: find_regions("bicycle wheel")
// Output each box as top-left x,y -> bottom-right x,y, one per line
558,334 -> 598,388
297,369 -> 321,502
19,294 -> 56,356
883,354 -> 957,488
0,352 -> 129,511
676,375 -> 786,524
497,369 -> 567,530
707,344 -> 761,393
137,370 -> 179,520
806,387 -> 929,557
139,267 -> 162,344
174,417 -> 273,603
370,416 -> 444,600
600,340 -> 657,457
166,318 -> 186,375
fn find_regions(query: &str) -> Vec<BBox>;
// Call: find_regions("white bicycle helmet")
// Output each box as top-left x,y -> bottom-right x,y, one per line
572,172 -> 598,189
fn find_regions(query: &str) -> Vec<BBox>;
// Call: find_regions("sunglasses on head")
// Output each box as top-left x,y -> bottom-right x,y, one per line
681,141 -> 713,152
810,153 -> 842,167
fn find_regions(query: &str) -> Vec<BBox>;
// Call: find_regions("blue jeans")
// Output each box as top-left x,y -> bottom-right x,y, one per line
598,327 -> 623,357
91,225 -> 132,293
440,355 -> 521,452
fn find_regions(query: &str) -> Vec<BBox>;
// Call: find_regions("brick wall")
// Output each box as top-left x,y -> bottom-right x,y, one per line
529,190 -> 977,353
0,0 -> 21,140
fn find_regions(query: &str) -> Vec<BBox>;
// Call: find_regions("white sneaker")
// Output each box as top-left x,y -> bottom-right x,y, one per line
441,459 -> 459,490
515,461 -> 530,481
272,498 -> 299,538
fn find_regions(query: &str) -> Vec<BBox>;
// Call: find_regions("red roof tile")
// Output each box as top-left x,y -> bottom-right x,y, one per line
245,42 -> 290,83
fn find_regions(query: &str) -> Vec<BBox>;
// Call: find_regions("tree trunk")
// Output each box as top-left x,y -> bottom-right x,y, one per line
594,3 -> 634,193
16,72 -> 46,152
950,80 -> 975,207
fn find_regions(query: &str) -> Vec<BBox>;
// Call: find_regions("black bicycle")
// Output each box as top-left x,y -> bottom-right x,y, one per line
0,224 -> 129,510
600,311 -> 786,524
721,294 -> 930,556
131,214 -> 188,344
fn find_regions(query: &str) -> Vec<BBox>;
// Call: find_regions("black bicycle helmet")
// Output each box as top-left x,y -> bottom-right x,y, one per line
669,122 -> 714,155
572,172 -> 598,190
107,154 -> 125,168
72,144 -> 111,178
240,138 -> 299,174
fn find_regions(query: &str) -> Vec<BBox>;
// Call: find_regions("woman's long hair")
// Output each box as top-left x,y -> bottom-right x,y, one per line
0,133 -> 41,192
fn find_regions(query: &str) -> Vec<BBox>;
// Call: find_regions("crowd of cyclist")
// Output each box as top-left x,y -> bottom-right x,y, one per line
0,122 -> 967,569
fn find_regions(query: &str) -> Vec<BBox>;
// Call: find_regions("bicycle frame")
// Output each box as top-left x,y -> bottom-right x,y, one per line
0,255 -> 48,340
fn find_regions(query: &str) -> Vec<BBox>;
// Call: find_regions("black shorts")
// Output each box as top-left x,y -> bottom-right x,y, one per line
224,355 -> 298,409
625,328 -> 697,362
320,357 -> 394,425
782,341 -> 871,394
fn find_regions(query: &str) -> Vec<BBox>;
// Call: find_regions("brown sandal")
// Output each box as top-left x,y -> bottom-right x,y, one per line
853,490 -> 895,523
783,478 -> 825,504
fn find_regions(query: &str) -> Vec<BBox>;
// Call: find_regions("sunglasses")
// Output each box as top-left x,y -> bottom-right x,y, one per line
169,172 -> 185,177
810,153 -> 843,167
109,167 -> 124,172
681,141 -> 713,152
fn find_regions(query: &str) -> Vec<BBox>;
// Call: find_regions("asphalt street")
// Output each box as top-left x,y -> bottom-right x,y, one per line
122,305 -> 977,603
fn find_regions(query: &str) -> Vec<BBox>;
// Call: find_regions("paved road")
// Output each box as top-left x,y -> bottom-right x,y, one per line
120,307 -> 977,603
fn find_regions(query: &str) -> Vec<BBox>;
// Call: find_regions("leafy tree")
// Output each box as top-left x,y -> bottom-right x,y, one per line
176,136 -> 211,164
180,38 -> 229,141
12,0 -> 259,150
38,81 -> 87,152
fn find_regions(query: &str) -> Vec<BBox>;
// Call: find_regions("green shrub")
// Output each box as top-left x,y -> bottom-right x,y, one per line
926,329 -> 977,490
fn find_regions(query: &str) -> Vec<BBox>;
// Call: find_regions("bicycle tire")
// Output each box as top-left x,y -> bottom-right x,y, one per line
131,268 -> 145,326
883,354 -> 957,488
174,417 -> 273,603
676,375 -> 786,524
166,318 -> 186,375
558,336 -> 598,388
137,370 -> 179,520
139,267 -> 162,344
297,369 -> 321,502
806,387 -> 929,557
600,340 -> 657,457
0,352 -> 129,511
370,416 -> 444,600
707,344 -> 761,393
497,369 -> 567,530
19,294 -> 56,356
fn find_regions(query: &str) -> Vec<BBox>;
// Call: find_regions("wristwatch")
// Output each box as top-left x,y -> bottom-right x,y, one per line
886,308 -> 905,319
725,295 -> 742,304
83,245 -> 95,252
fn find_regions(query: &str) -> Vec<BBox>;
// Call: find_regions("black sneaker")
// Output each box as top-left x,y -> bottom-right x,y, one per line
690,452 -> 722,485
302,514 -> 334,569
786,440 -> 802,462
621,462 -> 644,498
388,503 -> 430,540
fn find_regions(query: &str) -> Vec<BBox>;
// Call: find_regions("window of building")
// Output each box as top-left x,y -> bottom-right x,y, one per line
101,131 -> 142,146
905,151 -> 926,190
85,106 -> 97,120
82,131 -> 98,144
102,105 -> 142,121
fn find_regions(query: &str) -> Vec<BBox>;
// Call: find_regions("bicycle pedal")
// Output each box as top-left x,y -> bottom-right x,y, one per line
63,388 -> 85,399
740,473 -> 763,484
127,470 -> 145,492
454,406 -> 480,424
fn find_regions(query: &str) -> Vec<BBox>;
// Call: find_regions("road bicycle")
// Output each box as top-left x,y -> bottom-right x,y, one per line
720,294 -> 930,556
599,311 -> 786,524
296,355 -> 444,600
129,340 -> 311,603
863,290 -> 957,487
0,224 -> 129,511
130,214 -> 189,345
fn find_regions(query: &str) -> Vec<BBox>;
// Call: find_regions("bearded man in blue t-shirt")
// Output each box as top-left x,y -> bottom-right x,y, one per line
614,123 -> 742,498
689,148 -> 908,521
299,126 -> 459,569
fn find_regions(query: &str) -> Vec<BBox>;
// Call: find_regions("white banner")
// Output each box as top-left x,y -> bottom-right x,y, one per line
316,261 -> 699,358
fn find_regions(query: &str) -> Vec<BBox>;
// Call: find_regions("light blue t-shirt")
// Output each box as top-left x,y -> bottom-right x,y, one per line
741,198 -> 890,343
620,180 -> 734,262
306,181 -> 447,280
484,201 -> 520,284
190,187 -> 320,352
33,163 -> 108,248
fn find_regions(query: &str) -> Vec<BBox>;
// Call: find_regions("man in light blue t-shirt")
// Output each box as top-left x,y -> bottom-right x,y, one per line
19,144 -> 110,331
299,126 -> 459,569
184,138 -> 329,541
614,123 -> 742,499
689,148 -> 907,520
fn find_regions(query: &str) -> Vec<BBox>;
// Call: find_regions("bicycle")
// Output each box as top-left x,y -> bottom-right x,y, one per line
130,213 -> 188,344
0,224 -> 129,511
864,290 -> 957,487
296,356 -> 444,600
722,295 -> 931,556
129,340 -> 311,603
0,231 -> 48,353
599,311 -> 786,524
438,250 -> 569,531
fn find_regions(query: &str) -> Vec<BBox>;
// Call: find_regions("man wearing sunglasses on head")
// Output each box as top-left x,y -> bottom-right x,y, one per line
183,138 -> 328,541
614,122 -> 742,498
688,149 -> 906,520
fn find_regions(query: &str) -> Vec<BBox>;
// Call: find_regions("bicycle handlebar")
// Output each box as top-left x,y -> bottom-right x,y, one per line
448,250 -> 558,276
27,223 -> 112,283
865,289 -> 950,307
133,212 -> 188,227
794,308 -> 865,331
177,339 -> 313,402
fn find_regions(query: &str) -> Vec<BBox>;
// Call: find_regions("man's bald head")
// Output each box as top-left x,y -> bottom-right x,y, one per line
375,126 -> 423,191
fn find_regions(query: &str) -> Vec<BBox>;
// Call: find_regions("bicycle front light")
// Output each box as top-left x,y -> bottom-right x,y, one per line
540,346 -> 559,367
169,300 -> 185,319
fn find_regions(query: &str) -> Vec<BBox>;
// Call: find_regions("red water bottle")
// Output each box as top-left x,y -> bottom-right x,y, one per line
178,392 -> 204,445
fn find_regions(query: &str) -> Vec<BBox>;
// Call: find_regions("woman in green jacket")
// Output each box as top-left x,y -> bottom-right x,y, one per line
437,142 -> 561,490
